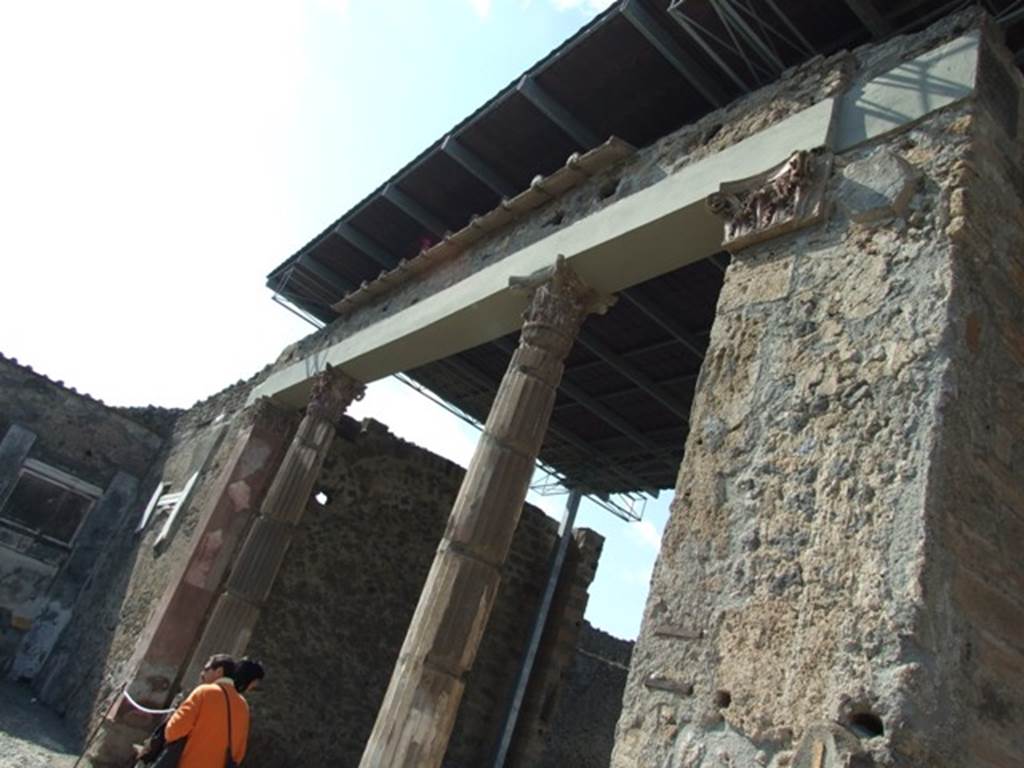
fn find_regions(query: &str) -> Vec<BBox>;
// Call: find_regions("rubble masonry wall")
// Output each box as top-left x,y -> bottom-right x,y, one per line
612,20 -> 1023,768
237,416 -> 604,768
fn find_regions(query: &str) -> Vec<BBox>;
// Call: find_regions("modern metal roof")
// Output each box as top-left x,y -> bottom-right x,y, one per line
267,0 -> 1024,496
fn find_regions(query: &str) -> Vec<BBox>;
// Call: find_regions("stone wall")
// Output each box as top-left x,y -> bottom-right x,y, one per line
242,417 -> 604,768
919,29 -> 1024,766
612,17 -> 1024,768
0,353 -> 616,764
0,353 -> 170,487
538,622 -> 633,768
0,354 -> 167,677
29,375 -> 269,743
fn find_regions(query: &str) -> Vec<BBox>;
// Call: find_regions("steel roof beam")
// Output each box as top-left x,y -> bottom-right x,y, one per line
668,1 -> 751,91
383,183 -> 449,238
517,76 -> 600,149
438,354 -> 655,492
442,135 -> 518,199
762,0 -> 817,57
620,291 -> 707,362
492,338 -> 678,472
589,422 -> 687,452
714,0 -> 785,74
557,376 -> 680,471
576,331 -> 692,424
552,370 -> 698,413
621,0 -> 730,108
289,274 -> 343,311
565,328 -> 710,378
566,337 -> 680,376
843,0 -> 893,39
297,255 -> 354,299
334,222 -> 397,270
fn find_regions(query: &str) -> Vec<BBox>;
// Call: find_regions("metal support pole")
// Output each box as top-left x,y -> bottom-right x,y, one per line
490,488 -> 583,768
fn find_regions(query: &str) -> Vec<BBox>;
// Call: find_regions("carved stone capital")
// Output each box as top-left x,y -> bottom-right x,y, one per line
707,148 -> 832,251
510,255 -> 615,356
305,366 -> 365,425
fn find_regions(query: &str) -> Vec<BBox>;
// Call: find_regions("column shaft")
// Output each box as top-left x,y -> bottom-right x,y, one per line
180,368 -> 364,683
360,257 -> 612,768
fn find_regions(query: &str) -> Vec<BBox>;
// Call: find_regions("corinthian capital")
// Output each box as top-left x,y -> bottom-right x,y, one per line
509,255 -> 615,355
707,148 -> 831,251
305,366 -> 365,424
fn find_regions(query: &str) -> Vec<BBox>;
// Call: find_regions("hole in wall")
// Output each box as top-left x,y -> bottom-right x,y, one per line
598,177 -> 620,200
714,690 -> 732,709
702,123 -> 723,144
544,210 -> 565,227
847,711 -> 884,738
314,491 -> 329,506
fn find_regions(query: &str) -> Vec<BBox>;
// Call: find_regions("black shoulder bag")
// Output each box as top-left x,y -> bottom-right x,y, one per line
220,685 -> 239,768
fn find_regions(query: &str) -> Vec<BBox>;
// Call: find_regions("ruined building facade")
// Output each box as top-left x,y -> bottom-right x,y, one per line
0,355 -> 617,767
2,4 -> 1024,768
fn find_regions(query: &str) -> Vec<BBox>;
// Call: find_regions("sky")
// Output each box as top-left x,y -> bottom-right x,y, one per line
0,0 -> 671,640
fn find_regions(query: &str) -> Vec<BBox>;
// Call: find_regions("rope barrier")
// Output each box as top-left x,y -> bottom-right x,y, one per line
121,686 -> 176,716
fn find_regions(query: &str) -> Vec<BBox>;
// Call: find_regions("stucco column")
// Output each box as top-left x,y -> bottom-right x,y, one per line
181,366 -> 365,682
359,256 -> 613,768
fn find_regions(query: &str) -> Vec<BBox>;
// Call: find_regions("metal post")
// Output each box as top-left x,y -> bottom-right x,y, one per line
490,488 -> 583,768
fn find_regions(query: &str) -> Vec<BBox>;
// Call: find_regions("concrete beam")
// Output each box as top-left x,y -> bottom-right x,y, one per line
250,31 -> 980,409
835,30 -> 978,151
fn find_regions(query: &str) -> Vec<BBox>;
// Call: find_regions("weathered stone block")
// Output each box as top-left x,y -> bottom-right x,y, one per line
837,148 -> 919,223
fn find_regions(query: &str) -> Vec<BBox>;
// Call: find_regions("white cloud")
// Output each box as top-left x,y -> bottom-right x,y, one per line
620,562 -> 654,587
315,0 -> 351,18
628,519 -> 663,554
348,377 -> 480,469
468,0 -> 493,19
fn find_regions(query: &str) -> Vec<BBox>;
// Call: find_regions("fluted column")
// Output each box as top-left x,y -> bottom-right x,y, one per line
180,366 -> 365,682
359,256 -> 613,768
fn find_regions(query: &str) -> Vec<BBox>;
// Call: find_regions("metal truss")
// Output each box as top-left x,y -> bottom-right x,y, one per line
669,0 -> 817,89
395,371 -> 649,522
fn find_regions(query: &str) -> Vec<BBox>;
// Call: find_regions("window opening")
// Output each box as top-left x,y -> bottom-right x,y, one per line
0,459 -> 101,546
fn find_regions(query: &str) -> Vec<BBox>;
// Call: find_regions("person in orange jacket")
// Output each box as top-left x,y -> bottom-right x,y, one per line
164,653 -> 250,767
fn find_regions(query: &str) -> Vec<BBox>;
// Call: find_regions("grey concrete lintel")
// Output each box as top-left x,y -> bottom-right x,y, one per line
250,31 -> 981,409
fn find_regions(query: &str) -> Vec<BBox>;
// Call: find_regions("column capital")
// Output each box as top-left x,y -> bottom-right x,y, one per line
305,367 -> 365,425
240,396 -> 297,433
511,255 -> 615,356
706,148 -> 832,251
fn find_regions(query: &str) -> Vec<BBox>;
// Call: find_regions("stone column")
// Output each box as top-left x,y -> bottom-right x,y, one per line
359,256 -> 613,768
86,398 -> 298,766
180,366 -> 365,682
